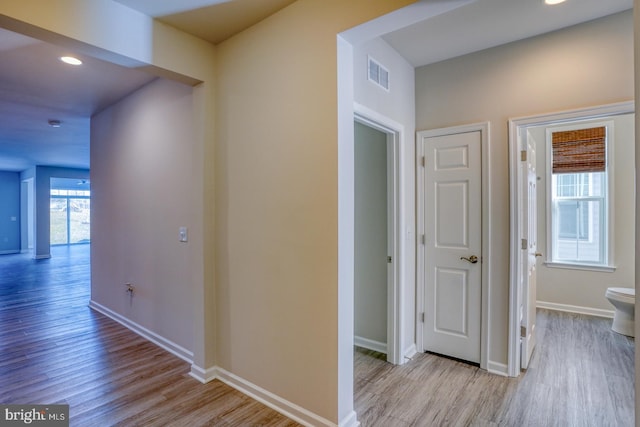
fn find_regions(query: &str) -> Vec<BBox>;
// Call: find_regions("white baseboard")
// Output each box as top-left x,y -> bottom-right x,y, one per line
34,254 -> 51,259
0,250 -> 19,255
88,300 -> 194,363
338,410 -> 359,427
189,364 -> 217,383
487,361 -> 509,377
403,343 -> 417,362
214,366 -> 337,427
537,300 -> 614,319
90,301 -> 337,426
354,336 -> 386,354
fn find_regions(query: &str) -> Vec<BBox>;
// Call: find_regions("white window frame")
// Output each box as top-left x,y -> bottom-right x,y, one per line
545,120 -> 614,271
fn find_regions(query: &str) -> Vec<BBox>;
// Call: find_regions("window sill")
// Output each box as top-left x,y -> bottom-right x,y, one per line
543,261 -> 616,273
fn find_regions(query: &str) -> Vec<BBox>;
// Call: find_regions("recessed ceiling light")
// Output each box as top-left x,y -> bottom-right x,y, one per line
545,0 -> 566,4
60,56 -> 82,66
48,119 -> 62,128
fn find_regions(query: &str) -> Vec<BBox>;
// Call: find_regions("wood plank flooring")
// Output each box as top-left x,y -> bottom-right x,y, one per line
0,245 -> 300,427
2,245 -> 635,426
355,309 -> 635,426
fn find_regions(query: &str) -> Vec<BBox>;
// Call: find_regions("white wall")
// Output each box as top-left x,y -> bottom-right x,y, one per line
353,36 -> 416,359
354,121 -> 388,349
90,78 -> 198,356
531,113 -> 635,312
415,10 -> 633,365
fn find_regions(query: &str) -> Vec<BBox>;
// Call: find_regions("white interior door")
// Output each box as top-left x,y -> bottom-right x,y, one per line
521,136 -> 538,369
420,130 -> 482,364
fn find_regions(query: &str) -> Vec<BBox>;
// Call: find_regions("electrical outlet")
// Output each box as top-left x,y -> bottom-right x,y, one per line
179,226 -> 188,242
125,283 -> 135,295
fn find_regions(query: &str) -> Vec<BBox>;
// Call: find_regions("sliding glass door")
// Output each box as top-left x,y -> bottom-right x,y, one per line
50,189 -> 90,245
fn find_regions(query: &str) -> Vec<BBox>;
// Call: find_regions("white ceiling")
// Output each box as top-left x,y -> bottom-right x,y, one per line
0,0 -> 634,172
383,0 -> 633,67
0,28 -> 156,171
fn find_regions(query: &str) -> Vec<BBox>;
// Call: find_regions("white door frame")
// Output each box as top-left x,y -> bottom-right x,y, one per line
416,122 -> 491,371
507,101 -> 634,377
354,103 -> 403,365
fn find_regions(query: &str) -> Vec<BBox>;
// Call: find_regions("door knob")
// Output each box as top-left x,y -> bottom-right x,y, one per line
535,253 -> 543,257
460,255 -> 478,264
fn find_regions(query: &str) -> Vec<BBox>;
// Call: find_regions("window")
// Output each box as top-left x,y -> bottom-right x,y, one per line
50,188 -> 91,245
548,124 -> 610,267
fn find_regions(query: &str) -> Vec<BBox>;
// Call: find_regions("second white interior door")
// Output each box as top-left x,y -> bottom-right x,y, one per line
419,128 -> 482,364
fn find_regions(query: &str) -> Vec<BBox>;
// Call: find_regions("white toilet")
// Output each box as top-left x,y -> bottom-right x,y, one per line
605,287 -> 635,337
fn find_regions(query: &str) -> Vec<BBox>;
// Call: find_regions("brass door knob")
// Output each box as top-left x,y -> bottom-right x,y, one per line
460,255 -> 478,264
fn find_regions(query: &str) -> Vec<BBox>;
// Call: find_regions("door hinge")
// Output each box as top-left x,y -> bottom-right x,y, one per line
421,312 -> 425,323
521,238 -> 527,250
521,325 -> 526,338
520,150 -> 527,162
421,234 -> 425,245
421,156 -> 425,167
387,256 -> 392,263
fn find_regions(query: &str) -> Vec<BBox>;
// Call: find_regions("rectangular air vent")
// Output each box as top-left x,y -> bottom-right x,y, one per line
368,57 -> 389,91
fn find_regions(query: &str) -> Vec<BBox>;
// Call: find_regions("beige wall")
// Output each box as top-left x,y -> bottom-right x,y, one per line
91,78 -> 198,353
531,114 -> 635,312
214,0 -> 413,421
416,10 -> 634,365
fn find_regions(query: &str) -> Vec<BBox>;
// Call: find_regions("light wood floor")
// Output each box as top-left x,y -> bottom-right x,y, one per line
0,245 -> 300,427
3,246 -> 634,426
355,309 -> 635,426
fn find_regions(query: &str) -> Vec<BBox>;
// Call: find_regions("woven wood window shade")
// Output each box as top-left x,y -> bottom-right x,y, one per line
552,126 -> 606,174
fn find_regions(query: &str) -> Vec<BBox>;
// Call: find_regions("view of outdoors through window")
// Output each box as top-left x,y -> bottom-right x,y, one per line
549,123 -> 609,266
551,172 -> 606,264
50,189 -> 91,245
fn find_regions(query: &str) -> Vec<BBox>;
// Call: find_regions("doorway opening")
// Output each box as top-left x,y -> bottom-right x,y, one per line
508,101 -> 635,376
354,113 -> 401,364
50,178 -> 91,246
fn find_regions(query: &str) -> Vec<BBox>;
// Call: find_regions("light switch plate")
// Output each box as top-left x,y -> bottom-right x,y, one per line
179,226 -> 188,242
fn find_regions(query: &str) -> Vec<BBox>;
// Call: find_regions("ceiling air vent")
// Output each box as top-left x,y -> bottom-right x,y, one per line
368,57 -> 389,91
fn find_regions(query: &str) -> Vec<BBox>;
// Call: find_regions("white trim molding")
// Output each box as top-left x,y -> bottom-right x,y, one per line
0,250 -> 20,255
214,366 -> 339,427
189,364 -> 217,383
486,361 -> 509,377
403,343 -> 417,361
90,301 -> 343,426
354,102 -> 407,367
543,261 -> 616,273
354,336 -> 387,354
338,411 -> 359,427
537,301 -> 614,318
88,300 -> 193,363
